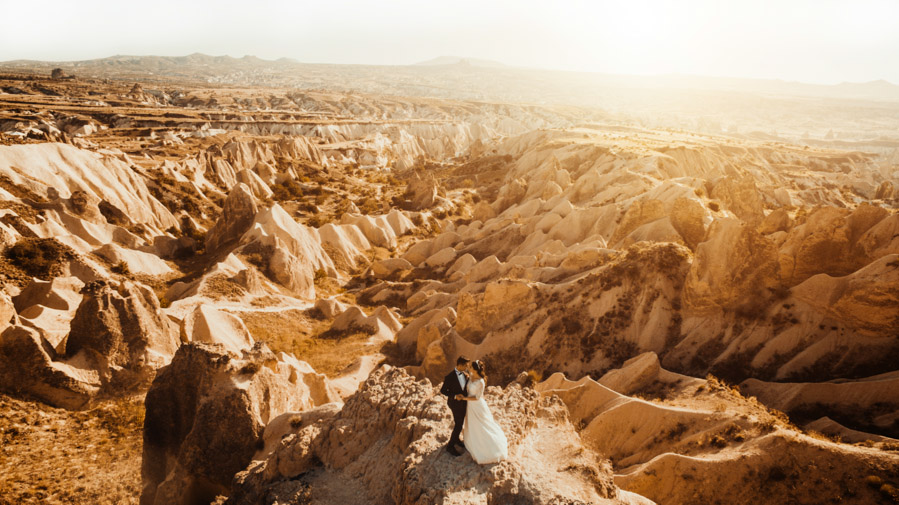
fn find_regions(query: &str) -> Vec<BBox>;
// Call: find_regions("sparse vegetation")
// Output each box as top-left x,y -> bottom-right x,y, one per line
234,309 -> 386,376
0,394 -> 143,504
111,260 -> 131,275
3,237 -> 75,282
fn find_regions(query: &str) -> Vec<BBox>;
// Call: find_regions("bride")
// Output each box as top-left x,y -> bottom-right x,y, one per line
454,360 -> 508,464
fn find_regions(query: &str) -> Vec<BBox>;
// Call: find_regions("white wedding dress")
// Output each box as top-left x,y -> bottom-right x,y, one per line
462,378 -> 509,464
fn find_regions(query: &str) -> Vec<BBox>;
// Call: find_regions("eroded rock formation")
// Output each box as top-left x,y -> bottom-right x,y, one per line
141,342 -> 338,505
226,366 -> 631,505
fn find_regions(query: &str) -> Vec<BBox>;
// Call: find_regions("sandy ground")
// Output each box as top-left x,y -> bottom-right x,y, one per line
0,393 -> 143,505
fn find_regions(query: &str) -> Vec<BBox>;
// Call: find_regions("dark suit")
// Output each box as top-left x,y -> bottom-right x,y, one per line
440,368 -> 468,448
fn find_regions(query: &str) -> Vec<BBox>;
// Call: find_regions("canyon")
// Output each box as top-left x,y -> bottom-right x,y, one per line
0,58 -> 897,505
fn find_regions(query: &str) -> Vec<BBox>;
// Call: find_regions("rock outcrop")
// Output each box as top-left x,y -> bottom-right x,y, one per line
66,280 -> 180,388
227,366 -> 633,505
401,173 -> 439,210
206,183 -> 258,252
180,304 -> 255,355
539,362 -> 899,505
0,324 -> 100,409
141,342 -> 338,505
0,278 -> 179,409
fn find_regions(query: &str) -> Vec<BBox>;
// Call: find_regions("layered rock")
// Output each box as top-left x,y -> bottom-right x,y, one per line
538,362 -> 899,505
0,142 -> 178,230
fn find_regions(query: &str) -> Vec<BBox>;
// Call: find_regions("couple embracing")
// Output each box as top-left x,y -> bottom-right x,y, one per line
439,356 -> 509,464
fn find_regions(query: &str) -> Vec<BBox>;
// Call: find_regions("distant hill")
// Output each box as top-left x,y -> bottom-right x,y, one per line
1,53 -> 898,104
413,56 -> 507,68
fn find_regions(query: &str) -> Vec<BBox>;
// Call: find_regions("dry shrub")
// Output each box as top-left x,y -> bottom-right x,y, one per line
94,396 -> 145,439
111,261 -> 131,275
270,180 -> 305,201
5,237 -> 75,280
866,475 -> 884,488
881,483 -> 899,503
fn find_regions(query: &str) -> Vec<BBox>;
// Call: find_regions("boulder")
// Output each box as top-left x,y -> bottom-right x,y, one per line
311,298 -> 347,319
466,255 -> 504,283
472,201 -> 496,222
230,268 -> 265,295
385,208 -> 415,236
18,304 -> 75,351
12,276 -> 83,313
141,342 -> 337,505
395,306 -> 456,351
455,280 -> 535,339
446,253 -> 477,280
268,246 -> 314,298
757,208 -> 792,235
495,177 -> 527,212
423,246 -> 456,269
401,239 -> 434,266
0,292 -> 15,333
414,316 -> 454,361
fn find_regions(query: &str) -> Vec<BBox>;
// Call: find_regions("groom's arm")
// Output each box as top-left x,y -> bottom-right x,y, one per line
439,376 -> 450,397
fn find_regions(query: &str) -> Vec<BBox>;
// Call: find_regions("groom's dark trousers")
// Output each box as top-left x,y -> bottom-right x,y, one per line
440,369 -> 467,448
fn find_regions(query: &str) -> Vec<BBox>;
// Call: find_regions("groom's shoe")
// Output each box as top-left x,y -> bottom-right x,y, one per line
446,444 -> 461,456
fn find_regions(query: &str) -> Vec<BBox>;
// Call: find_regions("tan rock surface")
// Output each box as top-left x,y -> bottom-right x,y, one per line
227,366 -> 632,505
142,342 -> 337,505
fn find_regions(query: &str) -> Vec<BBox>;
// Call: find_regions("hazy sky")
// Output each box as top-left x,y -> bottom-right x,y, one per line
1,0 -> 897,84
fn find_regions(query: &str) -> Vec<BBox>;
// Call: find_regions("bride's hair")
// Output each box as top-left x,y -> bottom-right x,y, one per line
471,360 -> 486,379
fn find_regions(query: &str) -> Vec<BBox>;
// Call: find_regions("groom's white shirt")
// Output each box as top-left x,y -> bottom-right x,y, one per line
455,369 -> 467,390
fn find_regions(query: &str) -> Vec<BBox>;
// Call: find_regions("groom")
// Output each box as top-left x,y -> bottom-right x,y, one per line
439,355 -> 470,456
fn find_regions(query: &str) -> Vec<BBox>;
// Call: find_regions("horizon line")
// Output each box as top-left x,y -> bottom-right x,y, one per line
0,52 -> 896,88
